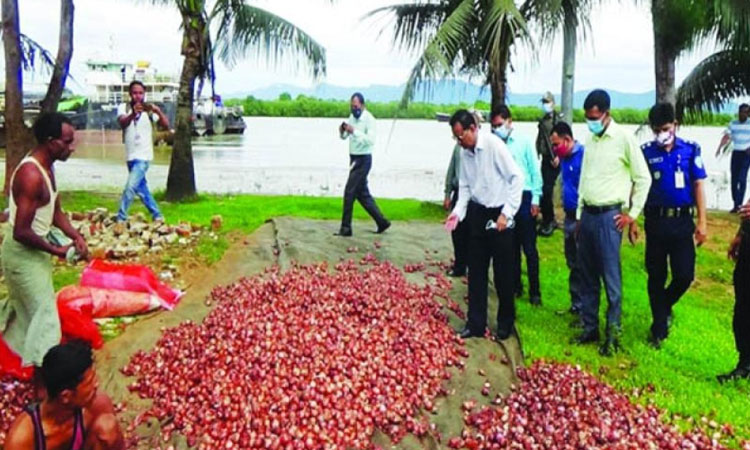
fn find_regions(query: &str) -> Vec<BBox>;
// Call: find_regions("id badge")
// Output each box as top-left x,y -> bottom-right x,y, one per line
675,170 -> 685,189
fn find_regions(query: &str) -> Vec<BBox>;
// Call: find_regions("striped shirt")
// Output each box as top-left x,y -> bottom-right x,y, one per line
728,119 -> 750,151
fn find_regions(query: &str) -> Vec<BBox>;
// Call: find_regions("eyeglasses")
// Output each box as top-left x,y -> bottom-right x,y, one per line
452,129 -> 470,142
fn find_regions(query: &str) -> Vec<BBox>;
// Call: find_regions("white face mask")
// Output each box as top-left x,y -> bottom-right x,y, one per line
542,103 -> 554,114
655,130 -> 675,147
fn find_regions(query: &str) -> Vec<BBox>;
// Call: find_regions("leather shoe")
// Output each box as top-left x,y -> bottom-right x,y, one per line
447,267 -> 466,277
334,228 -> 352,237
570,330 -> 599,345
375,220 -> 391,234
647,333 -> 665,349
599,336 -> 621,356
495,323 -> 515,341
458,327 -> 484,339
717,365 -> 750,383
529,295 -> 542,307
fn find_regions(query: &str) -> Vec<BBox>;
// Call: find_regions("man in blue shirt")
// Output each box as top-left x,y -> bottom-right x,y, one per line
642,103 -> 708,348
716,104 -> 750,213
490,105 -> 543,306
549,121 -> 585,318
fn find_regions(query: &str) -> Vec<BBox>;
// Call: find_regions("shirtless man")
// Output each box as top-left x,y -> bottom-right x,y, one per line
4,341 -> 124,450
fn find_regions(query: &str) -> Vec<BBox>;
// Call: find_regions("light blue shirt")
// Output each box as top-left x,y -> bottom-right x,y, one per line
728,119 -> 750,151
500,130 -> 543,205
451,131 -> 524,221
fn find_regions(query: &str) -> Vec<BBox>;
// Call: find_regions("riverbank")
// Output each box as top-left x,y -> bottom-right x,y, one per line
11,191 -> 750,447
225,95 -> 735,126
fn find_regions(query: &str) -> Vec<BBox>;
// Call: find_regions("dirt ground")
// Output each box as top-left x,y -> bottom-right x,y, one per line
95,217 -> 523,449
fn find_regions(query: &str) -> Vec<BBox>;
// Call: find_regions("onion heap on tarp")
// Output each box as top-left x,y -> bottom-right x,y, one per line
123,260 -> 466,449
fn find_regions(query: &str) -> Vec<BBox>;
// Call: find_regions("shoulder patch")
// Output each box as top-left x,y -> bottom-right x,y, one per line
694,155 -> 704,169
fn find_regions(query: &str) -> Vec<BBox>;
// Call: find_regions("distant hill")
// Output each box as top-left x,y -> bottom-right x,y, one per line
227,81 -> 661,109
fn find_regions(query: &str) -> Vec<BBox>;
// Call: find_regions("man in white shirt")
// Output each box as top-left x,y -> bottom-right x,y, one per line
445,109 -> 524,340
335,92 -> 390,236
116,81 -> 169,222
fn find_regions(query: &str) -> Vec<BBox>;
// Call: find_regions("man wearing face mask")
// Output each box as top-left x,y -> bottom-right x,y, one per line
336,92 -> 390,236
490,105 -> 542,306
445,109 -> 524,341
641,103 -> 707,349
536,92 -> 562,237
573,89 -> 652,356
549,121 -> 585,319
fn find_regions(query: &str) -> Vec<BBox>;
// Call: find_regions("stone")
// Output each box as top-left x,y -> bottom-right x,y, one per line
112,222 -> 127,237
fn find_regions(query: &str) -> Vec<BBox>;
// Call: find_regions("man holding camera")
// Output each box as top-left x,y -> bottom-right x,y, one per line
116,80 -> 169,222
335,92 -> 390,236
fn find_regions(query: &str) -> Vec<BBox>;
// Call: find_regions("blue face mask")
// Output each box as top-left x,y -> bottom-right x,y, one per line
587,118 -> 605,135
542,103 -> 554,114
493,125 -> 511,141
351,107 -> 362,119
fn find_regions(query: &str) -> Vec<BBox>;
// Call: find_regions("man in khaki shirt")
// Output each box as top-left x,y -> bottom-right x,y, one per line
571,89 -> 652,356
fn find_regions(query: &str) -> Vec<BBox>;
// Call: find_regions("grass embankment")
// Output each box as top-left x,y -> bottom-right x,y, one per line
225,95 -> 733,126
46,192 -> 750,445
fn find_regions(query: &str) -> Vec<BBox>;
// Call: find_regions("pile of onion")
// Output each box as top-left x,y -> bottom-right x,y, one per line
0,378 -> 34,445
448,361 -> 747,450
123,260 -> 465,448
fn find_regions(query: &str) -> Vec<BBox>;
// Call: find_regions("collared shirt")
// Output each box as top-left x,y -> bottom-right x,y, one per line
444,144 -> 462,196
502,130 -> 542,205
560,141 -> 584,212
728,119 -> 750,151
452,131 -> 524,221
117,103 -> 157,161
642,137 -> 707,208
340,109 -> 376,155
577,119 -> 652,220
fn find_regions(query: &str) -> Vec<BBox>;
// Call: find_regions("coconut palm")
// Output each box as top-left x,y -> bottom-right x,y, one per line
365,0 -> 546,110
649,0 -> 750,114
142,0 -> 327,201
2,0 -> 74,194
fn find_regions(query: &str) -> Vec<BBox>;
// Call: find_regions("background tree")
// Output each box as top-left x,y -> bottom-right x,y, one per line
366,0 -> 542,110
2,0 -> 74,194
144,0 -> 327,201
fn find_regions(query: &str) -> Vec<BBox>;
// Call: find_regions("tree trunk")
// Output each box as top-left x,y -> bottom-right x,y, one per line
560,1 -> 577,124
652,0 -> 676,105
40,0 -> 74,114
2,0 -> 27,195
165,15 -> 202,202
489,70 -> 507,111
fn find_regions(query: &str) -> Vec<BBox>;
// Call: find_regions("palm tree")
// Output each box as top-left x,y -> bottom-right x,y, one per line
365,0 -> 540,110
648,0 -> 750,114
143,0 -> 327,201
2,0 -> 74,194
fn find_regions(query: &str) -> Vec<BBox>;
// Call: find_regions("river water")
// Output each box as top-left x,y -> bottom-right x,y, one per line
0,117 -> 740,210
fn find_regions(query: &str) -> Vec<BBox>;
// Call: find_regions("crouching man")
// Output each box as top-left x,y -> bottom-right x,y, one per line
4,341 -> 124,450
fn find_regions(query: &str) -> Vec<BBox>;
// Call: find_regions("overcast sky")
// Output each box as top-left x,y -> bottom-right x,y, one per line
13,0 -> 717,97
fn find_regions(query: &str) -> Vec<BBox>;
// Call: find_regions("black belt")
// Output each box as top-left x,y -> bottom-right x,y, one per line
583,203 -> 621,214
644,206 -> 694,218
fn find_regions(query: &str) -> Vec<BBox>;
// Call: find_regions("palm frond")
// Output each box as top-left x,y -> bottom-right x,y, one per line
398,0 -> 476,107
212,2 -> 326,79
480,0 -> 529,76
363,2 -> 450,54
676,49 -> 750,116
17,34 -> 56,74
712,0 -> 750,50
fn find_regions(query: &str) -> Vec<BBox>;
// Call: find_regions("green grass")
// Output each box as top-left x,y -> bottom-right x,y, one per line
49,192 -> 750,444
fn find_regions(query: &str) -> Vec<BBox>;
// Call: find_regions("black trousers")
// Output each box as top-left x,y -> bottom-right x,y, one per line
465,201 -> 516,334
734,238 -> 750,365
450,190 -> 469,274
340,154 -> 387,231
513,191 -> 540,297
645,215 -> 695,339
540,163 -> 560,226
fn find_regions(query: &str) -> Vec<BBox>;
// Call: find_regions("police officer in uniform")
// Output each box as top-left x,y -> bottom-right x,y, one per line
641,103 -> 708,348
719,201 -> 750,382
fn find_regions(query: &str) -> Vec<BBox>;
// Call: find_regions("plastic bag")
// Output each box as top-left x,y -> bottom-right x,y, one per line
80,260 -> 183,310
0,335 -> 34,381
57,286 -> 162,318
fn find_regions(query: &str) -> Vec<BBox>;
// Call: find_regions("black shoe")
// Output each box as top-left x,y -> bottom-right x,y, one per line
447,267 -> 466,277
538,221 -> 557,237
529,295 -> 542,307
458,327 -> 484,339
717,366 -> 750,383
647,333 -> 665,349
730,206 -> 740,214
571,330 -> 599,345
599,336 -> 621,356
495,324 -> 515,341
335,228 -> 352,237
375,220 -> 391,234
